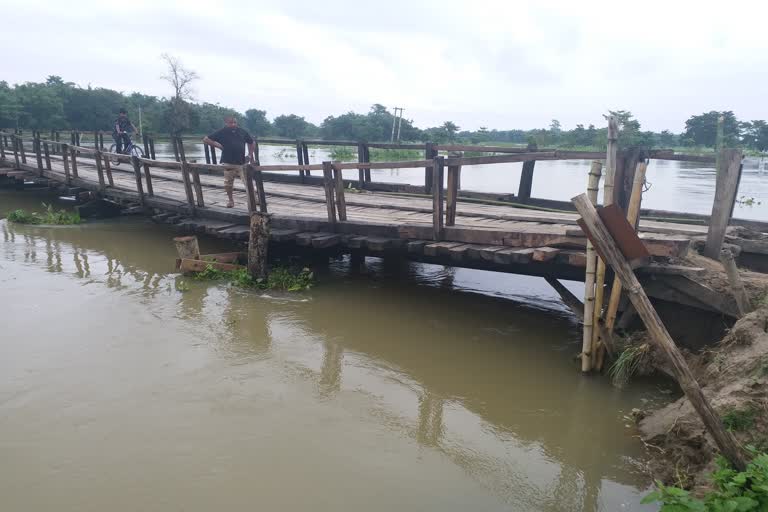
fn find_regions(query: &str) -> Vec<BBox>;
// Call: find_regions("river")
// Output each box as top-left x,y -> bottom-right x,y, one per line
0,188 -> 674,511
155,141 -> 768,221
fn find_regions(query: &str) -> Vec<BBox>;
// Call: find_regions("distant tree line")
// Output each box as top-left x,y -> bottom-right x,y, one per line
1,76 -> 766,152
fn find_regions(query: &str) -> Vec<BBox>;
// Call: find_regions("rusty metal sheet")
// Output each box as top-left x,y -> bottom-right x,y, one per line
577,204 -> 651,263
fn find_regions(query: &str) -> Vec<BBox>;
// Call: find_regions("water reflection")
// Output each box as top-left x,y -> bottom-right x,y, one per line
0,212 -> 666,511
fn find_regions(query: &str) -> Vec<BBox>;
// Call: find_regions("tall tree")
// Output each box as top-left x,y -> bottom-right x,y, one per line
244,109 -> 271,136
160,53 -> 199,135
273,114 -> 314,139
682,111 -> 740,147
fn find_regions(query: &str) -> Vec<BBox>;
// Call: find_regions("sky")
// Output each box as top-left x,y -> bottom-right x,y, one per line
3,0 -> 767,132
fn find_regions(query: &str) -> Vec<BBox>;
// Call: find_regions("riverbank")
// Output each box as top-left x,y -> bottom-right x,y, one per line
638,306 -> 768,493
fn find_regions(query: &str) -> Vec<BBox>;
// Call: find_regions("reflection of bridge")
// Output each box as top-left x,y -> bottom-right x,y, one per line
4,222 -> 649,510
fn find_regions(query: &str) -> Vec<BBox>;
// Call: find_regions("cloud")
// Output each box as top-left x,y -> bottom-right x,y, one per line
2,0 -> 767,132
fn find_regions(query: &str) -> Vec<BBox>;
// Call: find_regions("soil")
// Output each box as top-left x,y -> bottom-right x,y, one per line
637,306 -> 768,493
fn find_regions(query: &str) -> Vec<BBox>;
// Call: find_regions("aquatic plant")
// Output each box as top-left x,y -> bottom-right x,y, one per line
608,342 -> 650,387
643,451 -> 768,511
193,264 -> 313,291
6,203 -> 81,225
329,147 -> 356,161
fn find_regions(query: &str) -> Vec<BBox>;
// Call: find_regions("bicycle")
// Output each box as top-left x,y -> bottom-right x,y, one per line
109,133 -> 144,166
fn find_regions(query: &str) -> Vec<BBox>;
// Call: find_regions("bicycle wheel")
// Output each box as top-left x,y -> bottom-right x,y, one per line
108,144 -> 120,166
130,145 -> 144,159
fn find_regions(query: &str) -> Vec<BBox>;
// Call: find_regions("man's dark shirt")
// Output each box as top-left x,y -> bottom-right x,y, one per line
114,116 -> 132,136
207,127 -> 254,165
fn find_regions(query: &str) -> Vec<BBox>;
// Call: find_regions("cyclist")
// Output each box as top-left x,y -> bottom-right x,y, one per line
112,108 -> 139,153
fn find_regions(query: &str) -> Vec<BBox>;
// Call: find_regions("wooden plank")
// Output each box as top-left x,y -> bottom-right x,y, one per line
270,229 -> 300,242
704,148 -> 743,258
364,237 -> 403,251
178,258 -> 242,274
407,240 -> 428,254
493,248 -> 535,265
201,252 -> 242,264
311,233 -> 341,249
424,242 -> 463,257
532,247 -> 560,262
448,244 -> 473,262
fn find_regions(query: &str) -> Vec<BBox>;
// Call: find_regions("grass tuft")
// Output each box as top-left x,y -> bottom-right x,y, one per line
6,203 -> 81,225
609,343 -> 650,387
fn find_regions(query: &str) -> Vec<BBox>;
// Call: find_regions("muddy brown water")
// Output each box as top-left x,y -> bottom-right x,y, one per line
0,191 -> 674,511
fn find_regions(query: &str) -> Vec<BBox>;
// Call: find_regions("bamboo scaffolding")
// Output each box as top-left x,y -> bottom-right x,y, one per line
590,116 -> 619,369
597,160 -> 648,370
581,160 -> 603,372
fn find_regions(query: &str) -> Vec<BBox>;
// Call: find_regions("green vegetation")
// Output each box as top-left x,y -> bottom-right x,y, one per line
608,342 -> 650,387
6,203 -> 81,225
4,73 -> 768,154
193,264 -> 314,292
722,407 -> 759,432
329,146 -> 356,161
643,452 -> 768,511
369,148 -> 423,161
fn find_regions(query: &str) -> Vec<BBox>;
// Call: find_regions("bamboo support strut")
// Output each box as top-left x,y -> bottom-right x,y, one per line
573,192 -> 747,472
581,160 -> 603,372
590,116 -> 619,369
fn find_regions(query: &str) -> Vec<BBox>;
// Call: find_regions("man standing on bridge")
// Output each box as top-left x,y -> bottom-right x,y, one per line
203,116 -> 255,208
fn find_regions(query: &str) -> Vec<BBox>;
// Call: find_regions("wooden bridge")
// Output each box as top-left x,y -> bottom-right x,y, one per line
0,130 -> 761,319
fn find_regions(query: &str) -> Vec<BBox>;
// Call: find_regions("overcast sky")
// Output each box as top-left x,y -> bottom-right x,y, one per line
4,0 -> 766,132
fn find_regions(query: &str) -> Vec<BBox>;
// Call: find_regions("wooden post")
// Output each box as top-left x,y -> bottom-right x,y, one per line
243,165 -> 259,214
591,117 -> 619,365
254,168 -> 267,213
210,145 -> 217,164
614,148 -> 643,213
99,133 -> 104,150
34,134 -> 43,173
363,144 -> 371,182
19,134 -> 27,164
174,236 -> 200,260
572,192 -> 747,472
148,136 -> 156,160
75,131 -> 81,148
102,153 -> 115,187
581,160 -> 603,372
333,163 -> 347,221
191,164 -> 204,207
204,143 -> 211,164
94,131 -> 99,150
704,149 -> 743,259
322,161 -> 337,226
176,140 -> 195,208
517,141 -> 537,200
171,135 -> 180,162
248,213 -> 271,280
720,248 -> 752,317
253,140 -> 261,166
296,140 -> 305,181
357,142 -> 366,188
424,142 -> 437,193
604,160 -> 649,336
445,154 -> 461,226
0,134 -> 5,160
94,150 -> 106,189
43,142 -> 51,170
432,156 -> 445,241
62,143 -> 71,184
131,156 -> 145,205
597,160 -> 648,370
69,146 -> 78,178
302,142 -> 310,177
142,134 -> 150,160
12,135 -> 20,168
142,162 -> 154,196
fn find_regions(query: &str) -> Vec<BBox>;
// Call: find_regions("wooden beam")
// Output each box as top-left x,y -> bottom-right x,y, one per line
704,148 -> 743,259
322,161 -> 337,226
720,248 -> 752,317
573,191 -> 747,472
333,166 -> 347,221
432,156 -> 445,240
445,162 -> 460,226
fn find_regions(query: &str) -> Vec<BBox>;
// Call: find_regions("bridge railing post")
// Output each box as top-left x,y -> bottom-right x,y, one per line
62,143 -> 71,184
34,133 -> 44,175
148,135 -> 156,160
142,133 -> 150,160
69,145 -> 78,178
432,156 -> 444,240
425,142 -> 437,194
356,142 -> 366,189
43,141 -> 51,170
11,135 -> 20,168
243,165 -> 259,214
296,140 -> 305,182
0,132 -> 5,161
332,162 -> 347,221
130,155 -> 145,205
19,134 -> 27,164
254,168 -> 267,213
322,161 -> 338,227
101,151 -> 114,187
445,152 -> 461,226
93,149 -> 106,190
517,141 -> 537,201
176,137 -> 194,207
302,141 -> 310,177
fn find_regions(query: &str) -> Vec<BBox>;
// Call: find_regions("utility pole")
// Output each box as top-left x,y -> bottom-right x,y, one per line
390,107 -> 404,142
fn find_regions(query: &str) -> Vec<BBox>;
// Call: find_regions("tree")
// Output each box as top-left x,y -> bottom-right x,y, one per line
160,54 -> 199,134
244,109 -> 271,136
0,81 -> 21,128
659,130 -> 678,147
442,121 -> 459,142
743,120 -> 768,152
682,111 -> 740,147
273,114 -> 313,138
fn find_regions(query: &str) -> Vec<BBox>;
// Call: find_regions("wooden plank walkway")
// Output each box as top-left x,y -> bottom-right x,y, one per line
0,141 -> 698,284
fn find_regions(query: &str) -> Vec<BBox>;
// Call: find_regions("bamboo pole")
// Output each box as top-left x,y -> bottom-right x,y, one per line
581,160 -> 603,372
598,160 -> 648,371
591,116 -> 619,368
572,192 -> 747,472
